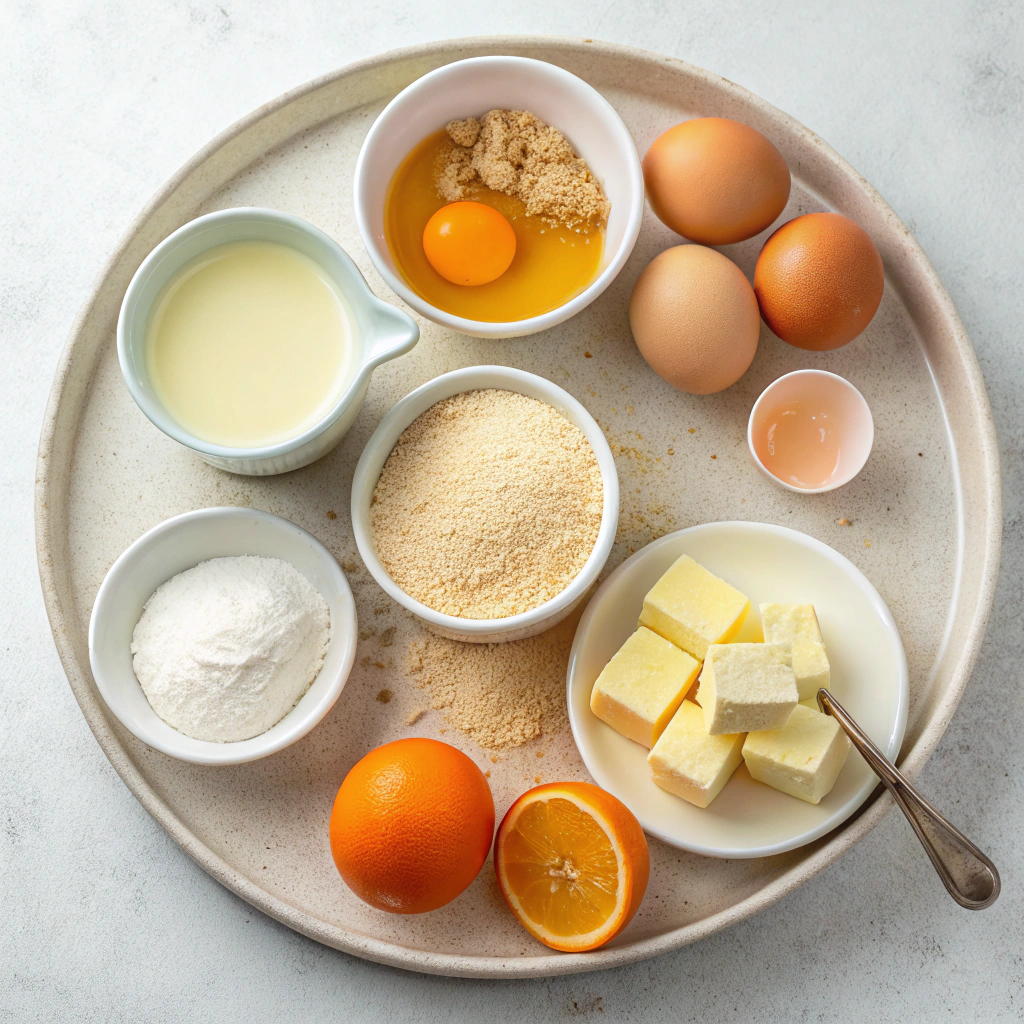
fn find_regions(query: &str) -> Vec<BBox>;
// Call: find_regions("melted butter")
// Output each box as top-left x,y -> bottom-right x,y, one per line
146,240 -> 354,448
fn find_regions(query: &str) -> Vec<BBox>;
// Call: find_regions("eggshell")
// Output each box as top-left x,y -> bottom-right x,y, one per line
643,118 -> 791,245
629,245 -> 761,395
753,212 -> 884,350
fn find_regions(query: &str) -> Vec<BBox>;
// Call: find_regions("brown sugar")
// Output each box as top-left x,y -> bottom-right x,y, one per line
405,613 -> 578,750
370,389 -> 603,619
437,109 -> 610,228
446,117 -> 481,148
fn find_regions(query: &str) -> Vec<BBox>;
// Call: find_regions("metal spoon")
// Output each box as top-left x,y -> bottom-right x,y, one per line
817,688 -> 1000,910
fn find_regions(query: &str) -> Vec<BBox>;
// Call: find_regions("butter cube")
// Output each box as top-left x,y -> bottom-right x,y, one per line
590,627 -> 701,748
639,555 -> 750,661
699,643 -> 798,735
760,603 -> 830,700
760,603 -> 823,643
648,701 -> 744,808
742,704 -> 851,804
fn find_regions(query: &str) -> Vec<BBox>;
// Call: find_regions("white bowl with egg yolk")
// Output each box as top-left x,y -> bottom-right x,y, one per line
117,207 -> 419,476
353,56 -> 644,339
350,365 -> 620,643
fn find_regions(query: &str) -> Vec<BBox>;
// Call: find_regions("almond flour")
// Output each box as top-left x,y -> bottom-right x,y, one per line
406,613 -> 577,749
370,389 -> 603,619
437,109 -> 610,228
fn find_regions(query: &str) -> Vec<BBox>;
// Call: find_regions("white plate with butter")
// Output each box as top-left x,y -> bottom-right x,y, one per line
567,521 -> 909,858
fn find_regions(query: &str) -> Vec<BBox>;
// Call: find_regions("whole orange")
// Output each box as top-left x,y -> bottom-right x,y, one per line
329,738 -> 494,914
753,212 -> 884,350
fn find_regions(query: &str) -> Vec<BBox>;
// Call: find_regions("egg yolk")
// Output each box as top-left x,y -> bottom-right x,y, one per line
422,202 -> 517,286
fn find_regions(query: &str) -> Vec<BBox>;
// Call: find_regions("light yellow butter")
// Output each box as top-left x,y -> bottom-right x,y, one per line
590,627 -> 701,748
760,603 -> 823,643
699,643 -> 798,735
742,703 -> 851,804
760,603 -> 830,700
648,701 -> 744,808
639,555 -> 750,661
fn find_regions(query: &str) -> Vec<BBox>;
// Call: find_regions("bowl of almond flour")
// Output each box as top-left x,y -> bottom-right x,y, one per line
351,365 -> 619,643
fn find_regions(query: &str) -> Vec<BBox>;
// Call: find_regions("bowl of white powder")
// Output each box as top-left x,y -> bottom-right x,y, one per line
88,507 -> 357,765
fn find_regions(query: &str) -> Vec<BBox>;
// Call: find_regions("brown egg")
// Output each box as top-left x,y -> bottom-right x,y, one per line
629,245 -> 761,395
753,212 -> 884,350
643,118 -> 791,245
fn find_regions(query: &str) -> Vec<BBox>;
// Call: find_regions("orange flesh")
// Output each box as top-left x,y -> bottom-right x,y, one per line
500,796 -> 620,938
384,130 -> 604,322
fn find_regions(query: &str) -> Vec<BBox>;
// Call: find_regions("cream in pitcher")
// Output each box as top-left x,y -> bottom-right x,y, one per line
145,239 -> 355,448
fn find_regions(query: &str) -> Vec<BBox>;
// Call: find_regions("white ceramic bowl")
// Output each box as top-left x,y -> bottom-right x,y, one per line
351,365 -> 620,642
353,56 -> 644,339
568,522 -> 908,858
747,370 -> 874,493
118,207 -> 419,476
88,507 -> 357,765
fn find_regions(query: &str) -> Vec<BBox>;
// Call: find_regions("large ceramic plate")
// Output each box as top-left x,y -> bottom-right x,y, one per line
36,37 -> 1000,978
568,522 -> 909,858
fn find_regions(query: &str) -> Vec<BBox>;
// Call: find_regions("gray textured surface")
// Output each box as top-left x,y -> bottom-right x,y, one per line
2,2 -> 1020,1021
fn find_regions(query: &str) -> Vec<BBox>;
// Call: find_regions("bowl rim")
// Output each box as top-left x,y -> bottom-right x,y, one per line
116,206 -> 417,461
566,520 -> 910,858
87,506 -> 358,765
350,364 -> 620,637
746,369 -> 875,494
352,55 -> 644,338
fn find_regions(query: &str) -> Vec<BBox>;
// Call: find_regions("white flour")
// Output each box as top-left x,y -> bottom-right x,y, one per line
131,555 -> 330,742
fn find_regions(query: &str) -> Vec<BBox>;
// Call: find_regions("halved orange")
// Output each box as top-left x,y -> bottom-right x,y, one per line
493,782 -> 650,952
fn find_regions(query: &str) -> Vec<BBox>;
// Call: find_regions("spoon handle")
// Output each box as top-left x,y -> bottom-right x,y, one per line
817,688 -> 1000,910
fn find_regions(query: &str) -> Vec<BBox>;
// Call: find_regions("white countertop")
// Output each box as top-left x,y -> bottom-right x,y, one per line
2,2 -> 1020,1020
